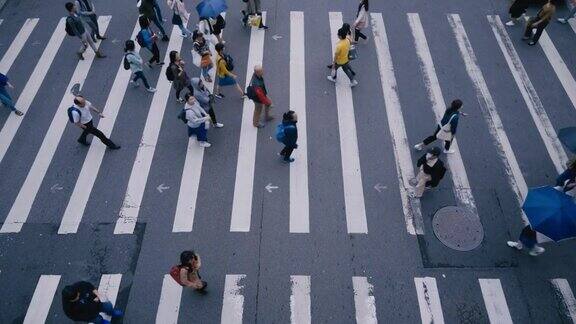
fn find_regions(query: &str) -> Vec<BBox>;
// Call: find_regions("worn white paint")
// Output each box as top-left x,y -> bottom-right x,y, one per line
479,279 -> 513,324
371,13 -> 423,235
23,275 -> 60,324
290,275 -> 311,324
221,274 -> 246,324
0,18 -> 38,73
155,274 -> 182,324
229,12 -> 267,232
551,278 -> 576,323
0,17 -> 111,233
352,276 -> 378,324
98,274 -> 122,321
414,277 -> 445,324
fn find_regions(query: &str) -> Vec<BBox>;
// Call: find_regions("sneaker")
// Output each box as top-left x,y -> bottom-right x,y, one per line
97,35 -> 107,40
528,41 -> 536,46
156,62 -> 165,66
130,80 -> 139,87
414,143 -> 424,151
529,246 -> 545,256
444,149 -> 455,154
283,157 -> 295,163
521,36 -> 530,40
505,20 -> 515,26
146,87 -> 157,93
214,93 -> 224,99
557,18 -> 568,24
77,139 -> 90,146
199,141 -> 212,148
109,144 -> 121,150
14,109 -> 24,116
176,98 -> 185,103
96,51 -> 106,58
507,241 -> 523,250
327,75 -> 336,82
260,25 -> 269,30
350,80 -> 358,87
214,122 -> 224,128
77,52 -> 85,60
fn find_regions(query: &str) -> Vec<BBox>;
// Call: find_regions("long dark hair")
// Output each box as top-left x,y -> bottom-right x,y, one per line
357,0 -> 369,15
138,15 -> 150,29
180,250 -> 197,267
283,110 -> 296,123
447,99 -> 463,113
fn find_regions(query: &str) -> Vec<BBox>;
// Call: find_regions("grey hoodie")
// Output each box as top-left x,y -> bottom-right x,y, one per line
191,77 -> 211,109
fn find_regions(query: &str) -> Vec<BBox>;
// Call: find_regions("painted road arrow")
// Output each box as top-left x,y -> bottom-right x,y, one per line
374,183 -> 387,193
156,184 -> 169,193
265,183 -> 279,193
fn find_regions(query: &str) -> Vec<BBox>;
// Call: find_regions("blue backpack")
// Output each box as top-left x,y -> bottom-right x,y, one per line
67,106 -> 81,123
275,123 -> 286,143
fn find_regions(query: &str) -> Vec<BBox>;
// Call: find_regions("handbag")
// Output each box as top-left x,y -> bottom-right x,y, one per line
248,15 -> 261,27
191,50 -> 201,67
436,114 -> 456,141
348,44 -> 358,60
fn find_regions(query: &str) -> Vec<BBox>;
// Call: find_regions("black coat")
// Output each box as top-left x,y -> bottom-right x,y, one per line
416,155 -> 446,188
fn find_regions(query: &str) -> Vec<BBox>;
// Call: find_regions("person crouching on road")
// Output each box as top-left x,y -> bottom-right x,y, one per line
411,147 -> 446,198
62,281 -> 123,324
179,250 -> 207,291
184,93 -> 212,148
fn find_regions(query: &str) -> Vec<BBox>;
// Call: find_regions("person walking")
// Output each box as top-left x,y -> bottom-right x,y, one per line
68,95 -> 120,149
326,24 -> 353,69
138,16 -> 163,68
0,73 -> 24,116
175,250 -> 207,290
124,40 -> 156,93
555,159 -> 576,196
352,0 -> 369,43
167,0 -> 191,38
414,99 -> 466,154
62,281 -> 123,324
153,0 -> 166,23
277,110 -> 298,163
507,225 -> 546,256
191,77 -> 223,128
505,0 -> 529,26
411,147 -> 446,198
192,31 -> 213,83
168,50 -> 195,102
65,2 -> 106,60
247,65 -> 273,128
183,93 -> 212,147
241,0 -> 269,29
138,0 -> 169,41
214,43 -> 245,99
327,28 -> 358,87
212,14 -> 226,44
523,0 -> 556,46
557,0 -> 576,24
75,0 -> 106,42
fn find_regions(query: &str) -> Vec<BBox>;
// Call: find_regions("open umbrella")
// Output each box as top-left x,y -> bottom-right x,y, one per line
522,186 -> 576,241
558,127 -> 576,154
196,0 -> 227,19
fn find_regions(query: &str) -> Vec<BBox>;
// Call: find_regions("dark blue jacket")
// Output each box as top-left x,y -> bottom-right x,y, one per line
440,110 -> 459,135
556,169 -> 576,188
282,121 -> 298,148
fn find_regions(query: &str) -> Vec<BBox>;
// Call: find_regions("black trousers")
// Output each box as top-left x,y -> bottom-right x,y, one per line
280,145 -> 295,160
79,120 -> 116,147
354,28 -> 366,42
524,18 -> 549,44
87,14 -> 101,37
422,126 -> 452,150
207,104 -> 218,124
147,43 -> 161,65
333,63 -> 355,81
176,84 -> 194,100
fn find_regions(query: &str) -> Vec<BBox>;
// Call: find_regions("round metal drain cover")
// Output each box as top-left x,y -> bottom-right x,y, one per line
432,206 -> 484,251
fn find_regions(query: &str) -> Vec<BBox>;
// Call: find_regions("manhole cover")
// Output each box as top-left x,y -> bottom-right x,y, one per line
432,206 -> 484,251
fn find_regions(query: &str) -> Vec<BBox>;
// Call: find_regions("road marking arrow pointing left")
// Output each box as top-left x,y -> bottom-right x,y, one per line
157,184 -> 169,193
265,183 -> 279,193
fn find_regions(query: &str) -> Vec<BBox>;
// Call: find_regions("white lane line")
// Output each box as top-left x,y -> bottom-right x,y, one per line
0,18 -> 39,73
98,274 -> 122,321
229,12 -> 267,232
489,15 -> 569,173
448,14 -> 529,225
172,13 -> 226,232
59,21 -> 140,234
329,12 -> 367,234
0,18 -> 67,165
290,275 -> 311,324
23,275 -> 60,324
414,277 -> 445,324
551,279 -> 576,323
569,18 -> 576,35
0,16 -> 111,234
289,11 -> 310,233
479,279 -> 513,324
114,25 -> 185,235
221,274 -> 246,324
352,276 -> 378,324
408,13 -> 478,215
371,13 -> 422,235
155,274 -> 183,324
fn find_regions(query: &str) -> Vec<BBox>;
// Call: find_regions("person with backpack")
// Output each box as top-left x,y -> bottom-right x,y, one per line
241,0 -> 268,29
247,65 -> 273,128
74,0 -> 106,42
411,146 -> 446,198
138,0 -> 169,41
168,50 -> 194,103
62,281 -> 123,324
413,99 -> 466,154
65,2 -> 106,61
191,77 -> 223,128
124,40 -> 156,93
352,0 -> 369,43
170,250 -> 207,290
182,93 -> 212,147
212,14 -> 226,44
327,27 -> 358,87
192,31 -> 213,83
214,43 -> 245,99
68,95 -> 120,149
0,73 -> 24,116
137,16 -> 163,68
167,0 -> 191,38
277,110 -> 298,163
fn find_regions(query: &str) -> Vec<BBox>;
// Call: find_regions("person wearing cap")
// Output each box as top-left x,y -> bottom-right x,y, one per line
62,281 -> 123,324
411,147 -> 446,198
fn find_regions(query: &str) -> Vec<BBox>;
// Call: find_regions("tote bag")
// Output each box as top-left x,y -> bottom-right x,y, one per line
436,114 -> 456,141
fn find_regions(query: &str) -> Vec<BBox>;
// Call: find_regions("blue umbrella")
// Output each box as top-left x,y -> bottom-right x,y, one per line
196,0 -> 227,19
558,127 -> 576,154
522,186 -> 576,241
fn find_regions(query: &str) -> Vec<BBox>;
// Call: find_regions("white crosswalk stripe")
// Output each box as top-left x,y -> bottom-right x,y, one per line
155,274 -> 183,324
414,277 -> 445,324
290,275 -> 311,324
551,278 -> 576,323
115,25 -> 186,235
221,274 -> 246,323
479,279 -> 513,324
59,20 -> 141,234
97,274 -> 122,321
229,12 -> 267,232
23,275 -> 60,324
0,18 -> 38,73
352,276 -> 378,324
0,18 -> 66,165
329,11 -> 368,234
0,16 -> 111,234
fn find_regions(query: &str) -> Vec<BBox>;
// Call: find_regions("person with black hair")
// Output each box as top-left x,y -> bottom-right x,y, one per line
62,281 -> 123,324
192,30 -> 213,83
191,77 -> 223,128
138,16 -> 163,68
411,146 -> 446,198
278,111 -> 298,163
352,0 -> 369,42
523,0 -> 556,46
70,95 -> 120,149
0,73 -> 23,116
167,0 -> 191,38
327,27 -> 358,87
65,2 -> 106,60
214,43 -> 245,99
414,99 -> 467,154
125,40 -> 156,93
75,0 -> 106,42
169,51 -> 195,103
138,0 -> 169,41
178,250 -> 207,290
184,93 -> 212,147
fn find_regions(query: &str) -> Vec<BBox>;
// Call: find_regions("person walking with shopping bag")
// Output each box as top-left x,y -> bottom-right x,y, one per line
411,147 -> 446,198
192,31 -> 213,83
414,99 -> 466,154
327,28 -> 358,87
352,0 -> 369,43
167,0 -> 191,38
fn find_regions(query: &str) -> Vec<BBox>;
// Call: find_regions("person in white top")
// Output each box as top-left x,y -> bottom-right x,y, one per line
183,93 -> 212,147
352,0 -> 369,43
167,0 -> 191,38
71,95 -> 120,149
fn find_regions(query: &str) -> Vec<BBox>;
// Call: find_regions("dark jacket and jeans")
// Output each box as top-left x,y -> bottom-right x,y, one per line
423,110 -> 459,150
280,121 -> 298,161
62,281 -> 117,324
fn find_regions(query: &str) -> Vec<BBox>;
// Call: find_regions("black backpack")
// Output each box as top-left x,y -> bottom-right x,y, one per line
165,63 -> 176,81
123,54 -> 131,70
65,17 -> 75,36
245,85 -> 257,100
216,15 -> 226,29
178,108 -> 189,123
222,54 -> 234,71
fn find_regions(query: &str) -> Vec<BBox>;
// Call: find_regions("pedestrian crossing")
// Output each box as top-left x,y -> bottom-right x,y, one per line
13,273 -> 576,323
0,10 -> 575,236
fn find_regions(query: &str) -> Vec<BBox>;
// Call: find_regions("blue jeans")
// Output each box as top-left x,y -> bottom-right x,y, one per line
188,123 -> 208,142
92,301 -> 115,324
151,12 -> 167,37
133,71 -> 151,89
153,0 -> 163,21
201,65 -> 211,79
0,88 -> 16,111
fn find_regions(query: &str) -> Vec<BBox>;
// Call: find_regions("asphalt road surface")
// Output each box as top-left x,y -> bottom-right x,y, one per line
0,0 -> 576,323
